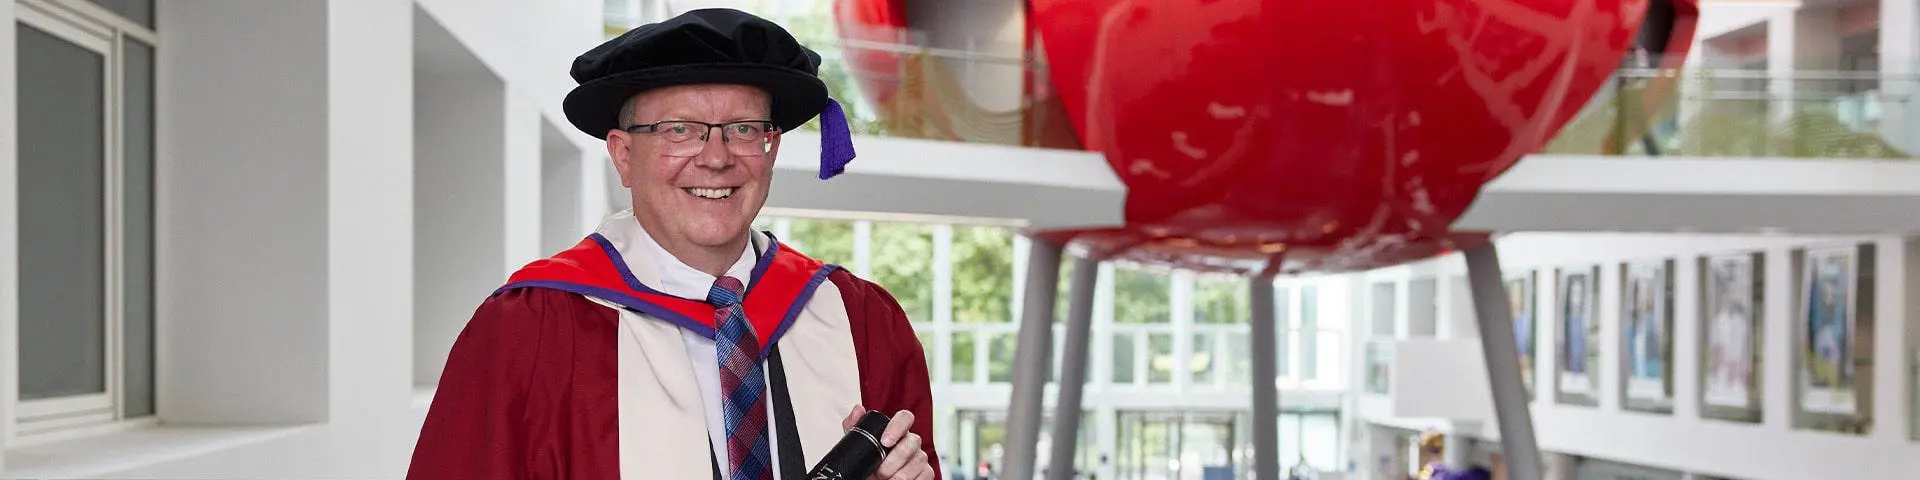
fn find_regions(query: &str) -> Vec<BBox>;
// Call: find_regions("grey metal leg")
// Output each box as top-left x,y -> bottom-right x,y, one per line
1464,244 -> 1544,480
1002,239 -> 1064,480
1249,273 -> 1281,480
1045,255 -> 1100,479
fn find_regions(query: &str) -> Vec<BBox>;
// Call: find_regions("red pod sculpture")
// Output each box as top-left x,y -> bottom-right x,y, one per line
838,0 -> 1699,274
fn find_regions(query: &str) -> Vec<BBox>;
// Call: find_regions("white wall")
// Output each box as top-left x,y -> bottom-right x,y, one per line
1356,232 -> 1918,480
0,0 -> 605,476
325,0 -> 418,428
412,0 -> 603,156
541,120 -> 585,255
157,0 -> 338,424
0,2 -> 20,469
411,8 -> 509,386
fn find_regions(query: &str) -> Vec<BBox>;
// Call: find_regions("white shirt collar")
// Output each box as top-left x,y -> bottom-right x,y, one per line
596,209 -> 760,301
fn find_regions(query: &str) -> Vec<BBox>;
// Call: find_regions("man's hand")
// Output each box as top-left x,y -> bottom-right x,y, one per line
842,405 -> 934,480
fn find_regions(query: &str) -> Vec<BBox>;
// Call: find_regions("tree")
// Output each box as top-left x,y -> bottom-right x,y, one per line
786,217 -> 853,267
870,222 -> 934,322
1192,275 -> 1249,324
1111,265 -> 1171,324
951,225 -> 1013,324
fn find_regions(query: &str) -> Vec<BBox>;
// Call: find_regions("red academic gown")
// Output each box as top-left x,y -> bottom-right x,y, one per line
407,214 -> 939,480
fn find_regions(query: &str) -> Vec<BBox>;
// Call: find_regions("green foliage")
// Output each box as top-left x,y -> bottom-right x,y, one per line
870,222 -> 934,322
1054,260 -> 1075,323
951,331 -> 976,382
1192,275 -> 1250,324
1147,333 -> 1173,383
787,218 -> 853,267
988,333 -> 1018,382
1112,266 -> 1171,324
951,226 -> 1013,324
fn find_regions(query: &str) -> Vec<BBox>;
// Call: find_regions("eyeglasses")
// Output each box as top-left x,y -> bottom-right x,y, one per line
624,120 -> 779,156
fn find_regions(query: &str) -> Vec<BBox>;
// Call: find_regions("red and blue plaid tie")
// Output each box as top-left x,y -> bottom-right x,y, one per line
709,276 -> 772,480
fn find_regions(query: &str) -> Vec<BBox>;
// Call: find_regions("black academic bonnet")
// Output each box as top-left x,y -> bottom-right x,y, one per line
564,8 -> 856,179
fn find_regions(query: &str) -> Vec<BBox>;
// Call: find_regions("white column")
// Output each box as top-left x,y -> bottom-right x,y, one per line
0,0 -> 20,464
159,0 -> 414,425
1767,7 -> 1843,125
503,92 -> 544,268
580,151 -> 611,229
326,0 -> 415,426
1882,0 -> 1920,155
1766,9 -> 1798,125
1870,238 -> 1912,442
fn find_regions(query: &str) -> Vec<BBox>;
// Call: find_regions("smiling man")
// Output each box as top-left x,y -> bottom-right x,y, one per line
407,9 -> 938,480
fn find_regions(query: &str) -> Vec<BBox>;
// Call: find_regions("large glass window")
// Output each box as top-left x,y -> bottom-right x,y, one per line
1113,266 -> 1171,324
785,217 -> 853,267
15,0 -> 159,428
950,225 -> 1012,324
869,222 -> 933,322
1192,276 -> 1248,324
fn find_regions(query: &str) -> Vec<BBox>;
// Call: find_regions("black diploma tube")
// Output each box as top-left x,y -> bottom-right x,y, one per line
805,411 -> 892,479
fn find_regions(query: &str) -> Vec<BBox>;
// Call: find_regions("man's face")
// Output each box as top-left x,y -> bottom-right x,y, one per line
606,84 -> 779,253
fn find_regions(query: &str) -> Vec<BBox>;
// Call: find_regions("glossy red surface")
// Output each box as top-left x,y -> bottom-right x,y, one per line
831,0 -> 908,107
1022,0 -> 1697,274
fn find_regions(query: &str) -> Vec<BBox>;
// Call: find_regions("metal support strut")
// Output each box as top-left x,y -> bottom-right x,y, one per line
1249,273 -> 1281,480
1002,239 -> 1063,480
1044,255 -> 1100,479
1463,244 -> 1544,480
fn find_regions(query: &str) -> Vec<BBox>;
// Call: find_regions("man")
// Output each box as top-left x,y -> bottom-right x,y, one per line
408,9 -> 939,480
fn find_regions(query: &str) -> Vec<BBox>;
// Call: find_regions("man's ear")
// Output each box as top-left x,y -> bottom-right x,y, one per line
607,130 -> 633,188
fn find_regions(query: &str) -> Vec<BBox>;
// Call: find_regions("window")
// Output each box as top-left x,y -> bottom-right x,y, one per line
1192,276 -> 1248,324
869,222 -> 933,322
950,225 -> 1012,324
1112,266 -> 1170,324
784,217 -> 854,267
14,0 -> 157,431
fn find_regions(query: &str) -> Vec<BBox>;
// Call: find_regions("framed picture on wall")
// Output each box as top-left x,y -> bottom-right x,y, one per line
1793,243 -> 1875,435
1700,251 -> 1764,423
1556,265 -> 1601,406
1507,272 -> 1537,400
1621,259 -> 1675,413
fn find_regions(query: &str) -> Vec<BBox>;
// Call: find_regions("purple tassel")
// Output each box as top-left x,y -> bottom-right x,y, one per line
818,98 -> 856,180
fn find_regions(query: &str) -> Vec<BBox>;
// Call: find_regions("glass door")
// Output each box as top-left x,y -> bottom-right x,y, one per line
1115,411 -> 1240,480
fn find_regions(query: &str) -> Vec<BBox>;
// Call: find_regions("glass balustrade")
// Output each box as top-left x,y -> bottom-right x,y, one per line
1542,61 -> 1917,159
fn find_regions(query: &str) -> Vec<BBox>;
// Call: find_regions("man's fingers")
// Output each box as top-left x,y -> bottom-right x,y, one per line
889,449 -> 931,480
881,410 -> 915,446
841,404 -> 864,431
872,433 -> 920,479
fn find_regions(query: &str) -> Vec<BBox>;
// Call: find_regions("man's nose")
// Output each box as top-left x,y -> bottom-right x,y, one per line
692,129 -> 735,168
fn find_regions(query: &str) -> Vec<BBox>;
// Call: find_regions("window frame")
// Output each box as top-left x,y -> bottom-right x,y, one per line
13,0 -> 158,435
